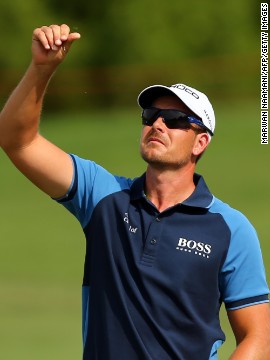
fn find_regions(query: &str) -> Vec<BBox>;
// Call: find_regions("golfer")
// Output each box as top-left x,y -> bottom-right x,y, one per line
0,24 -> 270,360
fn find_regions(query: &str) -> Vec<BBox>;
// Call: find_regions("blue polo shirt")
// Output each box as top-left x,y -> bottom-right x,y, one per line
57,154 -> 269,360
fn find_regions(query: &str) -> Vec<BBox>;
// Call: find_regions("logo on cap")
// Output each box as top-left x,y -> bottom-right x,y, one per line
171,84 -> 199,99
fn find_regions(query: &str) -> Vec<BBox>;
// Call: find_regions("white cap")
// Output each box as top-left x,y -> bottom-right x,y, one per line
137,83 -> 215,136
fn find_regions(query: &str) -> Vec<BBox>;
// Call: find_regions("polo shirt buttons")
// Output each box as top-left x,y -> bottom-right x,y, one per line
150,239 -> 157,245
156,217 -> 161,222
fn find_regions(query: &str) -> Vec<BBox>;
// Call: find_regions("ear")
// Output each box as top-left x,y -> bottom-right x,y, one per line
192,133 -> 209,157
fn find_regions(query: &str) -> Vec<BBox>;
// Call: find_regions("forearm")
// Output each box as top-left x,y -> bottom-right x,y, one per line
0,25 -> 80,153
229,336 -> 270,360
0,62 -> 55,151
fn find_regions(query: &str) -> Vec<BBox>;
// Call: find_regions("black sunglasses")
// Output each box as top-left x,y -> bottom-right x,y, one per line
141,107 -> 213,136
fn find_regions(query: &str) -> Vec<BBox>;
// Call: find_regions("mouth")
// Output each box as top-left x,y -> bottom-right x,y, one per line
147,136 -> 165,146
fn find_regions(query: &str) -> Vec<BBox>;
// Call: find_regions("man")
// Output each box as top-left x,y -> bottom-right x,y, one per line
0,24 -> 269,360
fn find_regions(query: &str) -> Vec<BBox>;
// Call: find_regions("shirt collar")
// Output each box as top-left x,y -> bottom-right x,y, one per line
130,173 -> 213,209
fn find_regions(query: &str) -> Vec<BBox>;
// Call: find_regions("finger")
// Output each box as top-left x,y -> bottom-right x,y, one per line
50,24 -> 62,47
60,24 -> 81,45
63,27 -> 81,53
38,26 -> 58,50
33,27 -> 51,50
59,24 -> 71,42
61,33 -> 81,55
67,31 -> 81,42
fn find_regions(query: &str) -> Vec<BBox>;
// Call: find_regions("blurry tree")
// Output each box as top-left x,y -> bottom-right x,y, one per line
0,1 -> 54,68
0,0 -> 259,109
45,0 -> 258,66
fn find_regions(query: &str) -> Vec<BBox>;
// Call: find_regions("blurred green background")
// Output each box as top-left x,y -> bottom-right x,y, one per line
0,1 -> 268,359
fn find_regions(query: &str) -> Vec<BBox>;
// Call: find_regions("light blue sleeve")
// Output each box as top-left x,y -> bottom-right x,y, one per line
211,199 -> 269,310
56,154 -> 132,229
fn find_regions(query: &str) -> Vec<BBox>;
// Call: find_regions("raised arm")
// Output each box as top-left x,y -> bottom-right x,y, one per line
0,24 -> 81,198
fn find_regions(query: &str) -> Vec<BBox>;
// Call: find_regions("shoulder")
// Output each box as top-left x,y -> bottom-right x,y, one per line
70,153 -> 134,191
58,154 -> 136,228
209,196 -> 257,237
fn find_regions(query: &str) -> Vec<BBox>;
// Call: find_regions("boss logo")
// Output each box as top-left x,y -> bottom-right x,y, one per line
176,237 -> 212,258
171,84 -> 199,99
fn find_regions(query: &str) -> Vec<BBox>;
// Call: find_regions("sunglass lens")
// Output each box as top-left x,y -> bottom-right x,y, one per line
142,108 -> 159,125
142,108 -> 191,130
164,118 -> 191,129
159,110 -> 189,129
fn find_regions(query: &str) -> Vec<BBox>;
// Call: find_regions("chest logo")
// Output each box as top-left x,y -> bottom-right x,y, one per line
176,237 -> 212,259
123,213 -> 138,234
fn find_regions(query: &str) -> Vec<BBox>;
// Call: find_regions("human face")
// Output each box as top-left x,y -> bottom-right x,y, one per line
140,95 -> 206,170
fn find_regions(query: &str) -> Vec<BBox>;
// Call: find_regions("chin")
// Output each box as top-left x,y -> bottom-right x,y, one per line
141,152 -> 174,168
141,150 -> 191,170
141,148 -> 163,163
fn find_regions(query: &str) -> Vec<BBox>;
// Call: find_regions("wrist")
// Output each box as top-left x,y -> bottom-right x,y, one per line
29,60 -> 57,81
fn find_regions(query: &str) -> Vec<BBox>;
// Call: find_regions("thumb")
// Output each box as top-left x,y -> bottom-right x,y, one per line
62,32 -> 81,53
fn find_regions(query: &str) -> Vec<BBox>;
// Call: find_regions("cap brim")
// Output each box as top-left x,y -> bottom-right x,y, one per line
138,85 -> 177,109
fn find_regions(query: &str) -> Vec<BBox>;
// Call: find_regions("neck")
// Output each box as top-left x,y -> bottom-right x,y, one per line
145,164 -> 196,212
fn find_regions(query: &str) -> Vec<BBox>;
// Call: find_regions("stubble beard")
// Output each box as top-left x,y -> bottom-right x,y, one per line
140,145 -> 190,171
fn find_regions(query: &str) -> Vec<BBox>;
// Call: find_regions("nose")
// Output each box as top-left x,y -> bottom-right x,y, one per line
151,116 -> 166,132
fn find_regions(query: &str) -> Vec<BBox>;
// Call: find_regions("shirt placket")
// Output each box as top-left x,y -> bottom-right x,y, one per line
140,215 -> 162,267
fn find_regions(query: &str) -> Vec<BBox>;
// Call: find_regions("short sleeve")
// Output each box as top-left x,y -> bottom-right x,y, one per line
54,154 -> 132,229
219,209 -> 269,310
